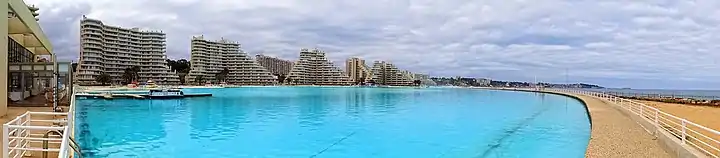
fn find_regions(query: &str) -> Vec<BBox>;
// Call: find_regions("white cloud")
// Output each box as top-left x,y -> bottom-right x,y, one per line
25,0 -> 720,89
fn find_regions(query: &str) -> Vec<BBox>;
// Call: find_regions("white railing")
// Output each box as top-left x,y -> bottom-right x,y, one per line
57,93 -> 78,158
3,93 -> 78,158
553,89 -> 720,158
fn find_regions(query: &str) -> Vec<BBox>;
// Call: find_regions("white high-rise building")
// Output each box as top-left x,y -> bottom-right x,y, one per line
187,36 -> 276,85
288,48 -> 352,85
371,61 -> 413,86
75,16 -> 179,84
345,57 -> 373,83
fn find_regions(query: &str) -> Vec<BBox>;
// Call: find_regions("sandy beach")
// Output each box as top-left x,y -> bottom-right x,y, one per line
634,100 -> 720,131
633,99 -> 720,153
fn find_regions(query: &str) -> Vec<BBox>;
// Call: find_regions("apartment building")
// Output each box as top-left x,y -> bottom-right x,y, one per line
345,57 -> 373,83
187,36 -> 276,85
371,61 -> 413,86
75,16 -> 179,84
287,48 -> 352,85
255,54 -> 294,76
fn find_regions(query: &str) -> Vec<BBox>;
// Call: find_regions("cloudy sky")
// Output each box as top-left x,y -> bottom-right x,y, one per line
25,0 -> 720,89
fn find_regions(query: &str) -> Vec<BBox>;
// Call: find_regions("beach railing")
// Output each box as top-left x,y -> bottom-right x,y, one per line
554,89 -> 720,158
3,93 -> 79,158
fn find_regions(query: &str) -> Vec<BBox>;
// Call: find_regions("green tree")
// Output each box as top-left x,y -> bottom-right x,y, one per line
413,80 -> 422,86
122,68 -> 134,84
121,66 -> 142,84
71,63 -> 78,72
95,73 -> 112,86
215,68 -> 230,83
276,74 -> 286,84
286,78 -> 293,85
195,75 -> 205,85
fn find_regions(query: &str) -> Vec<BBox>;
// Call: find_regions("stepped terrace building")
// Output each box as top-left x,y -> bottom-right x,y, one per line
255,54 -> 294,76
187,36 -> 276,85
345,57 -> 373,84
371,61 -> 413,86
75,16 -> 179,85
287,48 -> 352,85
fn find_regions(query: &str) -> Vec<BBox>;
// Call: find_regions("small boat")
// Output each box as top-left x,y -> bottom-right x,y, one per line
146,89 -> 184,99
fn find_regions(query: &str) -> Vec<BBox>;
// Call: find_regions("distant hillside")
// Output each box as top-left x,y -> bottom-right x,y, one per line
429,77 -> 604,88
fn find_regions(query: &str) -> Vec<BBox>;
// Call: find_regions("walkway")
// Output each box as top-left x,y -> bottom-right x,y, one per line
556,91 -> 672,158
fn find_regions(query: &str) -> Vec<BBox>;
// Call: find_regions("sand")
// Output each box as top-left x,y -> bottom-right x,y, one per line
634,99 -> 720,157
634,100 -> 720,132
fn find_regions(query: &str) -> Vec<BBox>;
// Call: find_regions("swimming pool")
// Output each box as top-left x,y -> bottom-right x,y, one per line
74,87 -> 591,158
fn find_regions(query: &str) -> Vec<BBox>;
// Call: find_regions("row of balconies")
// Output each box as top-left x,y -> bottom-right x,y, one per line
82,35 -> 165,43
82,35 -> 165,45
81,26 -> 165,38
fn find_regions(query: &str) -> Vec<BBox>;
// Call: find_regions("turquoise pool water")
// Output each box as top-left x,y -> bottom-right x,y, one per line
75,87 -> 591,158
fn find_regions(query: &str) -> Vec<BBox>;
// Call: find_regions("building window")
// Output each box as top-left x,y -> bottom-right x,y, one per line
9,72 -> 21,92
8,38 -> 33,63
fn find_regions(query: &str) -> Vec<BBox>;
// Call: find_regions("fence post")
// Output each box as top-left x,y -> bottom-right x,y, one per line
654,109 -> 659,136
3,125 -> 9,158
681,119 -> 687,144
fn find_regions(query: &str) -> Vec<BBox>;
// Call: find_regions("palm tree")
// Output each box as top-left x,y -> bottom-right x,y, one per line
413,80 -> 422,86
286,78 -> 293,85
121,66 -> 142,84
178,68 -> 190,85
195,75 -> 204,85
276,74 -> 286,84
131,66 -> 141,80
122,68 -> 134,84
215,68 -> 230,83
95,73 -> 112,86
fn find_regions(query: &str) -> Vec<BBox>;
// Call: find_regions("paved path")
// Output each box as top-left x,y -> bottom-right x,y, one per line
557,92 -> 672,158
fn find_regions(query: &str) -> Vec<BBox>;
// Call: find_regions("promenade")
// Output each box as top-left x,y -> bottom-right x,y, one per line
551,91 -> 672,157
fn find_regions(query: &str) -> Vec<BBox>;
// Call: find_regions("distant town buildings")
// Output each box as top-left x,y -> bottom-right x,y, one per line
187,36 -> 276,85
287,48 -> 352,85
345,57 -> 373,83
414,74 -> 430,80
477,78 -> 491,86
255,54 -> 294,76
371,61 -> 413,86
75,16 -> 179,84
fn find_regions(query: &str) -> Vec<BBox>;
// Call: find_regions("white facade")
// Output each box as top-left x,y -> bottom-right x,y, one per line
75,16 -> 179,84
345,57 -> 373,83
187,36 -> 276,85
288,48 -> 352,85
371,61 -> 413,86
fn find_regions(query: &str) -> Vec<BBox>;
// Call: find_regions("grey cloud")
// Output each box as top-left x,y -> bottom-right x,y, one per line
36,3 -> 91,61
24,0 -> 720,89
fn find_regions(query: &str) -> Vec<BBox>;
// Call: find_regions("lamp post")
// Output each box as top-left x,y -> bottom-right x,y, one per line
52,55 -> 59,111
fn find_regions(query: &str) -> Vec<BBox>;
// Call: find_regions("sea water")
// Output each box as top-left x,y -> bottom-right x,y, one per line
74,87 -> 590,158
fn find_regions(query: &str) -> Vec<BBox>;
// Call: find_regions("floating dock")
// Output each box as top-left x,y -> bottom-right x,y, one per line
76,93 -> 212,99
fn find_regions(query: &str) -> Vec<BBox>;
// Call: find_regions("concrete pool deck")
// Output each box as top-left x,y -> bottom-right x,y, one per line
551,91 -> 672,158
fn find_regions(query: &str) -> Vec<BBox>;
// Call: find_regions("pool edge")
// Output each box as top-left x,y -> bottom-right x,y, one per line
487,88 -> 679,158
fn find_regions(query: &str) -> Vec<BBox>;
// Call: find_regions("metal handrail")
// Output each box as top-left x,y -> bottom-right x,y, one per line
57,91 -> 79,158
554,89 -> 720,158
3,91 -> 79,158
